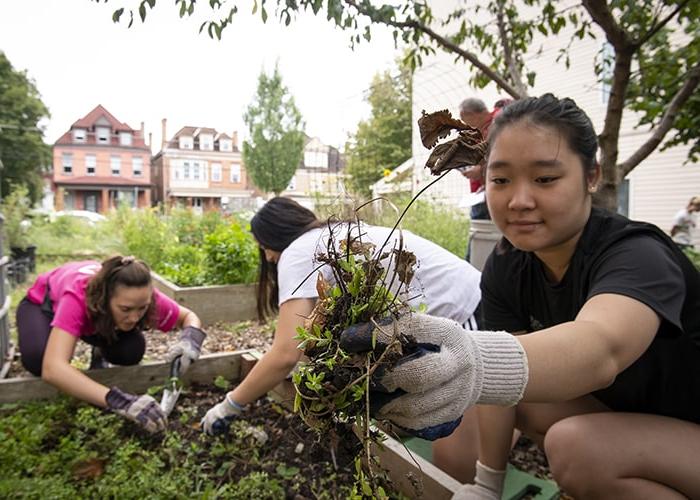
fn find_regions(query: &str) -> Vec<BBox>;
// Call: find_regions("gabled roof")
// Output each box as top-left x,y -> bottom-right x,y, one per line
163,126 -> 238,152
54,105 -> 148,149
72,104 -> 134,132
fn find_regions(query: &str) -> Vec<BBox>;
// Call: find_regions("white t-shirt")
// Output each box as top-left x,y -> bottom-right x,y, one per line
277,223 -> 481,325
671,208 -> 696,245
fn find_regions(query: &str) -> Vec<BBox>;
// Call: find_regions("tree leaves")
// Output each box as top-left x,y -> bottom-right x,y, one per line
242,64 -> 305,194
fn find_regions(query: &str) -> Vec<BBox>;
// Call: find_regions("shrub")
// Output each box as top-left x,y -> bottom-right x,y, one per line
203,222 -> 258,285
1,185 -> 33,249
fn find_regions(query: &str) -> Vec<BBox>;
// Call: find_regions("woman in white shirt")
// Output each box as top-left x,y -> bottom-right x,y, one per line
202,196 -> 483,479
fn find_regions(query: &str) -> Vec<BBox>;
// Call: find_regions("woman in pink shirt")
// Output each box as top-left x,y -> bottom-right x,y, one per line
16,255 -> 205,433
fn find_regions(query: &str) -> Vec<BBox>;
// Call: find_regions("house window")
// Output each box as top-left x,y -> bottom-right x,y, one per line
600,42 -> 614,104
193,163 -> 201,180
304,150 -> 328,168
62,153 -> 73,175
179,136 -> 193,149
230,164 -> 241,183
97,127 -> 111,144
119,132 -> 133,146
86,154 -> 96,175
72,128 -> 86,143
183,161 -> 190,179
199,134 -> 213,151
211,163 -> 222,182
219,139 -> 232,152
132,157 -> 143,177
111,155 -> 121,176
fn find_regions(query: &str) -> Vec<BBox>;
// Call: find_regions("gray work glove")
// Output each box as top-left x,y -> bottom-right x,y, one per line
201,393 -> 244,435
339,313 -> 528,440
452,461 -> 506,499
166,326 -> 206,373
106,386 -> 167,433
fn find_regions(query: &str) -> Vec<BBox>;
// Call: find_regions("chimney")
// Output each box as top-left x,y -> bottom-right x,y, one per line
140,121 -> 145,137
161,118 -> 167,149
232,130 -> 238,149
148,132 -> 153,149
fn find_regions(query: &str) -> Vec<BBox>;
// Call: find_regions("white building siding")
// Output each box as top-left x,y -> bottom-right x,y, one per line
410,2 -> 699,245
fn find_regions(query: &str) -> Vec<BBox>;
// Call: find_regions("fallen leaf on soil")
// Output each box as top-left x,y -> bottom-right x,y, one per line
72,457 -> 106,480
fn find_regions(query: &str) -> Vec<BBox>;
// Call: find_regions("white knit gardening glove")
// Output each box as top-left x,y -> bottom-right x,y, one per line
201,393 -> 244,435
339,313 -> 528,440
166,326 -> 206,374
452,461 -> 506,500
106,386 -> 168,433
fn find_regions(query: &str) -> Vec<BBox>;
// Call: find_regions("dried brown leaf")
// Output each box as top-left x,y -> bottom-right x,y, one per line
71,457 -> 106,480
418,109 -> 470,149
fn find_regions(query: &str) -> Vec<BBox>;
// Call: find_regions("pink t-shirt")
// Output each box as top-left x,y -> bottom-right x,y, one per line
26,260 -> 180,338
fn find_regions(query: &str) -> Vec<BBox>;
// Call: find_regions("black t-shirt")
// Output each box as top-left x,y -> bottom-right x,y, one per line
481,208 -> 700,423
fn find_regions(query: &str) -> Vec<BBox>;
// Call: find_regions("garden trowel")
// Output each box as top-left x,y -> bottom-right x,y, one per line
160,356 -> 182,416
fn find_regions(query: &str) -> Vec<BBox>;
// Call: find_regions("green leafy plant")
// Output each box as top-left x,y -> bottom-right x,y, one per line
291,212 -> 418,497
1,184 -> 33,249
202,222 -> 258,285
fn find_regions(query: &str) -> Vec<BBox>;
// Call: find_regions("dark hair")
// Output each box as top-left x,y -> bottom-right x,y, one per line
488,93 -> 598,174
250,197 -> 325,321
85,255 -> 155,343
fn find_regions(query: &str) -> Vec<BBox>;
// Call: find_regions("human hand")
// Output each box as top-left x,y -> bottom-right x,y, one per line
201,393 -> 244,435
452,461 -> 506,500
339,314 -> 528,440
166,326 -> 206,373
105,386 -> 167,433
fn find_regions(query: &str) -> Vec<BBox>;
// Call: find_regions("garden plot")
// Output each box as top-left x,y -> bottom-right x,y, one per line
0,351 -> 461,499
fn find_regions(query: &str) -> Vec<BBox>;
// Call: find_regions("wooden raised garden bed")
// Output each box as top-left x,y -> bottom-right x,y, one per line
151,272 -> 257,327
0,350 -> 461,498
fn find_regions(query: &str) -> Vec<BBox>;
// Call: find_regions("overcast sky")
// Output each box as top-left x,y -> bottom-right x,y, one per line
0,0 -> 401,152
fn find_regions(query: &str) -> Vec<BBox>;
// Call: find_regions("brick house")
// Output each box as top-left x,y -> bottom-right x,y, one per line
151,120 -> 254,212
52,105 -> 152,213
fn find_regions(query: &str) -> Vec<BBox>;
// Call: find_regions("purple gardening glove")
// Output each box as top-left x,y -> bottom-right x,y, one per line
106,386 -> 167,433
166,326 -> 206,374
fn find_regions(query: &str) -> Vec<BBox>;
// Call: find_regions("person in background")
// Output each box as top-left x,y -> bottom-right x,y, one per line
200,197 -> 485,481
16,255 -> 205,433
339,94 -> 700,499
459,97 -> 513,262
670,195 -> 700,250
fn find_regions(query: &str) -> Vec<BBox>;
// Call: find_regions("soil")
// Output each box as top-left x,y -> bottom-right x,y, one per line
5,318 -> 555,487
167,384 -> 365,498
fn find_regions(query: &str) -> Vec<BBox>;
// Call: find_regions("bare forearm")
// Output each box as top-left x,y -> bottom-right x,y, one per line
43,363 -> 110,407
519,321 -> 619,402
229,350 -> 297,405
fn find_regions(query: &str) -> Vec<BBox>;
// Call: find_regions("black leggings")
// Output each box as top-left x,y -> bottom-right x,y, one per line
16,298 -> 145,376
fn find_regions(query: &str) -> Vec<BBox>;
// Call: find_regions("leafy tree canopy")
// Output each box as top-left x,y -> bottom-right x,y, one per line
103,0 -> 700,210
0,51 -> 51,202
346,59 -> 412,197
242,64 -> 305,195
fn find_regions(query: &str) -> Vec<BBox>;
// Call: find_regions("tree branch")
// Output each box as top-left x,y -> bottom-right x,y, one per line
582,0 -> 631,49
343,0 -> 524,99
496,0 -> 528,96
634,0 -> 691,48
620,61 -> 700,177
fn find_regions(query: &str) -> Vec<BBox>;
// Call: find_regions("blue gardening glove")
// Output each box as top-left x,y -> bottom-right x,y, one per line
339,313 -> 528,441
452,461 -> 506,500
201,393 -> 244,435
166,326 -> 206,374
106,386 -> 167,433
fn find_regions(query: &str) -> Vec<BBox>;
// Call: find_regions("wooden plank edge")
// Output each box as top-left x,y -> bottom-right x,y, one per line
0,350 -> 255,404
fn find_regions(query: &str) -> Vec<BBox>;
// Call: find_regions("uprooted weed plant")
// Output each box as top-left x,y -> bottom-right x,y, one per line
292,207 -> 423,499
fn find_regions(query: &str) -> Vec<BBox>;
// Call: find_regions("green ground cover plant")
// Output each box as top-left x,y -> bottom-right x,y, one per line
0,384 -> 371,499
